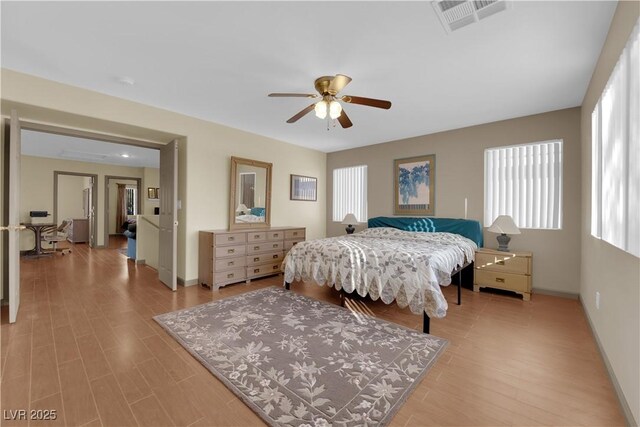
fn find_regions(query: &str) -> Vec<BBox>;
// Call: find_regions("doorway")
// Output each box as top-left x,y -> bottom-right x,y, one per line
53,171 -> 98,248
104,175 -> 142,248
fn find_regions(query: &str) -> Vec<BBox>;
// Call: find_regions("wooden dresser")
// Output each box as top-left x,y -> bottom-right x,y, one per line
66,218 -> 89,243
474,248 -> 533,301
199,227 -> 306,290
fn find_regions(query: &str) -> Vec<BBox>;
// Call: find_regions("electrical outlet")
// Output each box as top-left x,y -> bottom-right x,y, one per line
595,291 -> 601,310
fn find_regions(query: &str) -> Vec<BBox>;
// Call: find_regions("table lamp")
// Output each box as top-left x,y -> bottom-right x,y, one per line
341,213 -> 358,234
236,204 -> 248,215
487,215 -> 520,252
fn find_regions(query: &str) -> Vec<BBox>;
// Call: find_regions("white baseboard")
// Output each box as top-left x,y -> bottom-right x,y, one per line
178,277 -> 198,287
579,297 -> 637,427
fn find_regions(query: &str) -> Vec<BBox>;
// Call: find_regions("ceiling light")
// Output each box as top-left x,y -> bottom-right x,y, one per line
314,101 -> 327,119
121,154 -> 130,158
329,101 -> 342,119
116,76 -> 135,86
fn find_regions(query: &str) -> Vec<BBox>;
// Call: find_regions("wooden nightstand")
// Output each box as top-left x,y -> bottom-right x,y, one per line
474,248 -> 533,301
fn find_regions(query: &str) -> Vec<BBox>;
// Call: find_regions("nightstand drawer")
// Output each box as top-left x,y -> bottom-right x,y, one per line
247,241 -> 283,254
214,257 -> 246,271
476,252 -> 530,275
475,270 -> 530,292
285,229 -> 305,240
247,232 -> 267,243
246,251 -> 283,266
214,233 -> 246,246
267,231 -> 284,241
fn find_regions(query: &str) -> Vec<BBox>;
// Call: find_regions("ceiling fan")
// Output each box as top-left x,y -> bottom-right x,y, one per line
268,74 -> 392,129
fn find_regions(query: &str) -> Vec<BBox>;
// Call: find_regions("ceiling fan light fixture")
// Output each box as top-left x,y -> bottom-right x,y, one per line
314,100 -> 328,119
329,101 -> 342,119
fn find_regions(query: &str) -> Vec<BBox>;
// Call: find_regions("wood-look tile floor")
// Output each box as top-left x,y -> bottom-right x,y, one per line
1,243 -> 625,426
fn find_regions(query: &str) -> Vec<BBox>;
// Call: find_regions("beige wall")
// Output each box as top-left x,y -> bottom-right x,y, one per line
580,2 -> 639,424
2,69 -> 326,282
19,155 -> 144,250
57,174 -> 86,222
327,108 -> 582,295
143,167 -> 159,216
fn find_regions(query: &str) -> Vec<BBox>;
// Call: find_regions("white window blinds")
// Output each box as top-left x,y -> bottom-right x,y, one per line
333,165 -> 368,222
591,20 -> 639,258
484,140 -> 563,229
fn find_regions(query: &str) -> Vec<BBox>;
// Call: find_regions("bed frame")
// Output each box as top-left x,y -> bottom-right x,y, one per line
284,216 -> 482,334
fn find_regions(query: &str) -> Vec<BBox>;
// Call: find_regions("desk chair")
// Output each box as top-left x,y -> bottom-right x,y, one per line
43,220 -> 71,255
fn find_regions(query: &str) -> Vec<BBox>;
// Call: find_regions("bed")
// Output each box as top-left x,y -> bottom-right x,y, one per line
282,216 -> 483,333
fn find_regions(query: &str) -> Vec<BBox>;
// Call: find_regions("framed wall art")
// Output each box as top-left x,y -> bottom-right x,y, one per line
290,174 -> 317,201
394,154 -> 435,216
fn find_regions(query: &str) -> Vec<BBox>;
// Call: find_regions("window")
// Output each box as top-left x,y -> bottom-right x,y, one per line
126,187 -> 138,215
591,21 -> 639,257
484,140 -> 563,229
333,165 -> 367,222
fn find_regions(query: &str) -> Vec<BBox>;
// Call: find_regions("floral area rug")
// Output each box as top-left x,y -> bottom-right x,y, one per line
154,287 -> 448,427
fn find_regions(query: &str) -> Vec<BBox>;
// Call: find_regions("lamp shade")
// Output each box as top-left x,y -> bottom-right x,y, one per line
487,215 -> 521,234
236,203 -> 248,213
341,213 -> 358,225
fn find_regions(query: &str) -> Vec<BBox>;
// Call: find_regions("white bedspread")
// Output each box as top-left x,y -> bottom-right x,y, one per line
282,227 -> 477,318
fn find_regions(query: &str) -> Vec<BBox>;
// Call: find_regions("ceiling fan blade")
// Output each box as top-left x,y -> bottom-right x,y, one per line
342,95 -> 392,109
269,93 -> 318,98
286,103 -> 316,123
337,109 -> 353,129
328,74 -> 352,94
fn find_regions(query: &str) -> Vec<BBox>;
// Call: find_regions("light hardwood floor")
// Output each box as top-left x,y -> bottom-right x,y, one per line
1,243 -> 625,426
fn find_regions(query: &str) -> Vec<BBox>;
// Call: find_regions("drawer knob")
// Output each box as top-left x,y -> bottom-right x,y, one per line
273,244 -> 278,248
229,236 -> 235,241
495,277 -> 505,283
272,254 -> 278,259
254,234 -> 260,238
254,268 -> 259,274
293,232 -> 298,236
227,273 -> 234,278
274,233 -> 279,237
254,246 -> 260,250
273,265 -> 278,270
228,261 -> 234,266
496,260 -> 505,265
228,249 -> 235,254
254,257 -> 259,262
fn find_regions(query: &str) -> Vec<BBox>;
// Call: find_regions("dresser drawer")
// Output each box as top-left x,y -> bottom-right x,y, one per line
214,233 -> 246,246
476,252 -> 530,275
247,241 -> 283,254
247,251 -> 284,266
284,239 -> 304,250
267,230 -> 285,241
214,244 -> 246,258
285,229 -> 305,240
247,231 -> 267,243
214,268 -> 246,284
475,270 -> 530,293
247,262 -> 281,278
214,257 -> 246,271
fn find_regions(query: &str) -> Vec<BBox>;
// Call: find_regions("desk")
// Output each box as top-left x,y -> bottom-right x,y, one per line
22,222 -> 57,257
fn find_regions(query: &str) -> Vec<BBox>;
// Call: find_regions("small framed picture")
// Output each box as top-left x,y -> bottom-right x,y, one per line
147,187 -> 159,199
290,175 -> 317,201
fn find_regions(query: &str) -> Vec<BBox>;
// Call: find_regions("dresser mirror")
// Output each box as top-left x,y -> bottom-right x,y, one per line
229,156 -> 272,230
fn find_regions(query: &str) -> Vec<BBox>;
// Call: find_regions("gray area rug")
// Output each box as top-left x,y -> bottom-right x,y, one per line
154,287 -> 448,426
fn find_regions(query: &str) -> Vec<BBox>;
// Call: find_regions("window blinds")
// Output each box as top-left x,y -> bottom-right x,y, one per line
484,140 -> 563,229
591,20 -> 639,258
333,165 -> 368,222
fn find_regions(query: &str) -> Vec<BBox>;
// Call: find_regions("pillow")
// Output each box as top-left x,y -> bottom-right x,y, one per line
250,207 -> 266,217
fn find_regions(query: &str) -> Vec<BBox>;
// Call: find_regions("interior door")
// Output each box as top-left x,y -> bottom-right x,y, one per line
5,111 -> 22,323
158,139 -> 177,290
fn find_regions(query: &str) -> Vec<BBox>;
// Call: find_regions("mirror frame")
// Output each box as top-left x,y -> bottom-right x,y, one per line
229,156 -> 272,230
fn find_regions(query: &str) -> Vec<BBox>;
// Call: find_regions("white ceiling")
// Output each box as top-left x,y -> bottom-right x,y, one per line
2,1 -> 616,153
21,130 -> 160,168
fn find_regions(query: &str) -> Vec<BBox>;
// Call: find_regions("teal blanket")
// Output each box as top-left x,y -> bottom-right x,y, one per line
367,216 -> 483,247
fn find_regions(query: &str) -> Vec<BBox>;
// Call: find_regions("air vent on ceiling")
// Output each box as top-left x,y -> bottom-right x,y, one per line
432,0 -> 510,33
60,150 -> 108,162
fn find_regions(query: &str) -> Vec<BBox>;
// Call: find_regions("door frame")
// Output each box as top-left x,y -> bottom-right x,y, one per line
53,171 -> 98,248
104,175 -> 142,246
